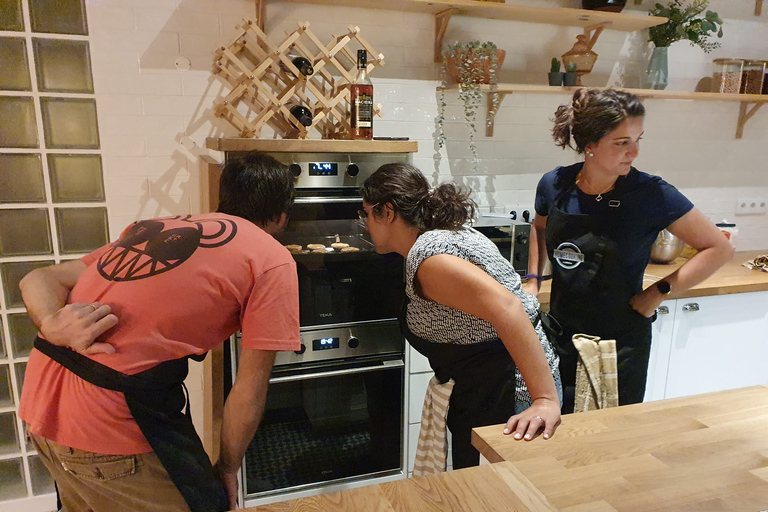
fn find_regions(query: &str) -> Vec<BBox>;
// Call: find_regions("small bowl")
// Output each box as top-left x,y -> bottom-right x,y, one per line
650,229 -> 684,264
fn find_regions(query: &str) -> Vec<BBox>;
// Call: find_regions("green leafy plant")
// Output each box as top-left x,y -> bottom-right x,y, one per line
648,0 -> 723,52
437,41 -> 501,171
550,58 -> 561,73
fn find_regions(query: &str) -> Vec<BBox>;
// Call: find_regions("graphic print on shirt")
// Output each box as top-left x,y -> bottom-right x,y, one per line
97,216 -> 237,281
553,241 -> 584,269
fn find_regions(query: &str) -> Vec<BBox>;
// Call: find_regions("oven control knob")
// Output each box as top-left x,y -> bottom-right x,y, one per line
347,337 -> 359,349
516,234 -> 529,245
289,163 -> 302,177
294,343 -> 306,355
346,163 -> 360,177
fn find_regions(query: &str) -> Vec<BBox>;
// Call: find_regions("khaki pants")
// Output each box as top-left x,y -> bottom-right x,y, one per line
31,433 -> 190,512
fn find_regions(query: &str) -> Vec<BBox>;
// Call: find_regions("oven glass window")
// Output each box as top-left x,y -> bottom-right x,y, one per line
243,364 -> 403,497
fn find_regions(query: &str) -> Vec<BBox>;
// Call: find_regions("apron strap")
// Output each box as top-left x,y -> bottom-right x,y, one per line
33,337 -> 228,512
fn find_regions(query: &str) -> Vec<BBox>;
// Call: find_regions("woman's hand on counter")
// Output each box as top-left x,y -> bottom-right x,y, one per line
503,397 -> 561,441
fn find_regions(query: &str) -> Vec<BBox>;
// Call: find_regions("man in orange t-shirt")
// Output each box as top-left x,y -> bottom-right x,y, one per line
19,153 -> 299,512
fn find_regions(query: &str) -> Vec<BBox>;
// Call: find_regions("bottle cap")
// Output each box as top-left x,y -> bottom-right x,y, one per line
357,49 -> 367,68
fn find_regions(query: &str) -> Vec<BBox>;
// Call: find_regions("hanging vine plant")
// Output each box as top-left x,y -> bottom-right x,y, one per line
437,41 -> 504,172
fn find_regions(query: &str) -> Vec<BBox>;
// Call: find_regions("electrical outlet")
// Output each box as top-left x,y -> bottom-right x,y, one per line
735,198 -> 768,215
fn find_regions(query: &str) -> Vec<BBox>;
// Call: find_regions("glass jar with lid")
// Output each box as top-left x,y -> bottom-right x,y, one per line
711,58 -> 743,93
740,60 -> 766,95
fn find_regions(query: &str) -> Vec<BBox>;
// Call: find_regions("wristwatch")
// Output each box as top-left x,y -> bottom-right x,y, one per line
656,279 -> 672,295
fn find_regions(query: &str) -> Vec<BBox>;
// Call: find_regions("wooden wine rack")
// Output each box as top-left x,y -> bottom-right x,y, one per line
212,20 -> 384,140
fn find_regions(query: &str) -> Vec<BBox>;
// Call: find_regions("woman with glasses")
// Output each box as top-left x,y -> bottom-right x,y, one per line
360,163 -> 561,471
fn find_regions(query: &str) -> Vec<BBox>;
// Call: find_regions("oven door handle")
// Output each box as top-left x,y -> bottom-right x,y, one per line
294,197 -> 361,204
269,359 -> 404,384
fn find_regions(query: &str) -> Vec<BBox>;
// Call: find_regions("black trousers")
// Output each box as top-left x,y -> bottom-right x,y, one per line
556,322 -> 652,414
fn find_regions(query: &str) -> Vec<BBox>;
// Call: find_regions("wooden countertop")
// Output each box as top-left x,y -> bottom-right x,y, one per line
472,385 -> 768,511
537,249 -> 768,306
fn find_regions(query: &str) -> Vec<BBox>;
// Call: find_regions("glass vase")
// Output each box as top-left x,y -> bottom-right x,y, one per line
646,45 -> 668,90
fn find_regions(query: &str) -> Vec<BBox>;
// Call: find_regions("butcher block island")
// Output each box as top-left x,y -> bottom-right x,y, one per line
473,385 -> 768,512
244,386 -> 768,511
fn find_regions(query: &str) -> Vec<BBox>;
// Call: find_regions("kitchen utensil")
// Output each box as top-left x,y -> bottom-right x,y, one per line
650,229 -> 684,263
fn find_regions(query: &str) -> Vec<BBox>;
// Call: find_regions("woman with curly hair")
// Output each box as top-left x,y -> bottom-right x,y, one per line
526,88 -> 732,413
361,163 -> 561,470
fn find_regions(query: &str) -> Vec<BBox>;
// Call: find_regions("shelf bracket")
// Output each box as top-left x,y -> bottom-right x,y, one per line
736,102 -> 765,139
486,90 -> 510,137
434,9 -> 457,63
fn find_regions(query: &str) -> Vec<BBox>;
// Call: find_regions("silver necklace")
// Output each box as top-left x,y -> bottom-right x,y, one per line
577,174 -> 614,202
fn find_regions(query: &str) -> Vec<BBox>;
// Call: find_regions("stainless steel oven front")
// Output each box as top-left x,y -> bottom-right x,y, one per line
224,150 -> 411,506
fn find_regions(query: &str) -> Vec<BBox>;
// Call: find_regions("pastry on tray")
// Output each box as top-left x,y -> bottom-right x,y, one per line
340,246 -> 360,253
284,244 -> 302,252
331,242 -> 350,251
306,243 -> 326,250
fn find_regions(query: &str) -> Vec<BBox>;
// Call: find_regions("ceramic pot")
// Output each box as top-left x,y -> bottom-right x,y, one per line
646,45 -> 669,90
445,49 -> 506,85
563,72 -> 579,87
548,71 -> 563,86
582,0 -> 626,12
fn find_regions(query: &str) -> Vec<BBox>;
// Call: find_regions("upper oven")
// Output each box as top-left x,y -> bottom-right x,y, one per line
472,215 -> 532,277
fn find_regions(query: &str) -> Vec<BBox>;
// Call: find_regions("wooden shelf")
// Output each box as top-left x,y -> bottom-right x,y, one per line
256,0 -> 668,61
439,84 -> 768,139
206,138 -> 418,153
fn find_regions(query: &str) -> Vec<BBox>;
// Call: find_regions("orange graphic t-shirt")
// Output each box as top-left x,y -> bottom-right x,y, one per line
20,213 -> 299,454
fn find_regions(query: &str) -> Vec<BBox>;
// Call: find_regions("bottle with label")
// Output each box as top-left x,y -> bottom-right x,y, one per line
287,104 -> 313,127
350,49 -> 373,140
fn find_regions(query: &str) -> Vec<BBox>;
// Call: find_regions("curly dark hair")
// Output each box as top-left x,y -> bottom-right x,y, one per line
552,88 -> 645,154
360,163 -> 475,231
217,152 -> 295,225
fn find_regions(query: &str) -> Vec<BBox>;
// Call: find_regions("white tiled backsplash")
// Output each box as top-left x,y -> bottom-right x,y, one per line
87,0 -> 768,250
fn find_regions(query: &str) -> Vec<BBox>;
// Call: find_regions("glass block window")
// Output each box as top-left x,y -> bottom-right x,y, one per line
0,37 -> 32,90
33,38 -> 93,93
40,98 -> 100,149
29,0 -> 87,35
48,154 -> 104,202
0,0 -> 106,504
0,0 -> 24,31
0,97 -> 39,148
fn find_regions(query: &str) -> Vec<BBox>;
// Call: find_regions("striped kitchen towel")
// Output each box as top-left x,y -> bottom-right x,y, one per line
573,334 -> 618,412
412,375 -> 455,476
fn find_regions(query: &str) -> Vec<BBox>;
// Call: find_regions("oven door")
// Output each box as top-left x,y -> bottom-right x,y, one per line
232,348 -> 405,499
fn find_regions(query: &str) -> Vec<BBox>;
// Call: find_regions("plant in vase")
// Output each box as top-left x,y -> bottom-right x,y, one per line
646,0 -> 724,90
563,63 -> 579,86
437,41 -> 505,171
549,58 -> 563,86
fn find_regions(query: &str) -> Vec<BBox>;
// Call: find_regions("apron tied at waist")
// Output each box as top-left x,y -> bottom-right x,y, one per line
33,336 -> 228,512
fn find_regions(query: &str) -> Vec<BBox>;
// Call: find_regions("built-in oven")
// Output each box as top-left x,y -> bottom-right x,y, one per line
472,215 -> 532,277
222,149 -> 412,506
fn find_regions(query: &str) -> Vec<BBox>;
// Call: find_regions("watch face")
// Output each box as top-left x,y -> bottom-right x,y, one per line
656,279 -> 671,294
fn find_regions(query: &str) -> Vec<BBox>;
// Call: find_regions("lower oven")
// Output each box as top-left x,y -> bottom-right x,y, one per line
228,322 -> 404,503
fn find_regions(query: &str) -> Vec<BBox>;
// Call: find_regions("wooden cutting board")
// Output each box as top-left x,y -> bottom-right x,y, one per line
472,385 -> 768,511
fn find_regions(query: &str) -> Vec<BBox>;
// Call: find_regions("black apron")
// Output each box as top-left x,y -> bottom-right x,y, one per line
34,337 -> 229,512
399,301 -> 517,469
545,183 -> 653,413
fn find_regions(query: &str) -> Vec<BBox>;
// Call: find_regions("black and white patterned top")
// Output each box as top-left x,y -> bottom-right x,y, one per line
405,227 -> 560,404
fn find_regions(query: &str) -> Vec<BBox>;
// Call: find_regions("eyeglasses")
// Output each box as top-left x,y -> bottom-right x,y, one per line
357,202 -> 379,227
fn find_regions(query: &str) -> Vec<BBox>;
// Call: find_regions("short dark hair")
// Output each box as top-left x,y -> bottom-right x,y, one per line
552,88 -> 645,154
217,152 -> 295,225
361,162 -> 475,231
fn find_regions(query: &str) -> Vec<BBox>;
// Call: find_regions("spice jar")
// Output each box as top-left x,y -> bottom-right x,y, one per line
762,61 -> 768,95
740,60 -> 766,95
711,58 -> 743,93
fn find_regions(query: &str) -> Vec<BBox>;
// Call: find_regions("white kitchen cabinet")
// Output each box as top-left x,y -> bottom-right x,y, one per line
664,291 -> 768,399
644,300 -> 676,402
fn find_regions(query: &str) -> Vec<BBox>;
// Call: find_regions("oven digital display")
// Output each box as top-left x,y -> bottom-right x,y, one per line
309,162 -> 338,176
312,337 -> 340,351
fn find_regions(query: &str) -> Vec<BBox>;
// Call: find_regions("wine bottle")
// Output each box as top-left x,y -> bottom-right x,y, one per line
287,104 -> 313,127
279,52 -> 314,77
350,49 -> 373,140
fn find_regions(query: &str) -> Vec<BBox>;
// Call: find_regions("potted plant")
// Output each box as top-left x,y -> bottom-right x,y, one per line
563,63 -> 579,86
646,0 -> 724,89
548,58 -> 563,86
437,41 -> 505,171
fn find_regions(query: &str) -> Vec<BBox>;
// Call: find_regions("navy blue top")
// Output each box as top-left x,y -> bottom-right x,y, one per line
535,162 -> 694,292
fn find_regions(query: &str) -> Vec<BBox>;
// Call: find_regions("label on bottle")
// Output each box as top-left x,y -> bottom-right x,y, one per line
354,93 -> 373,128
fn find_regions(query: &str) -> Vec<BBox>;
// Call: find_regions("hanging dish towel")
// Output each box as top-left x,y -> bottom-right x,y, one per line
572,334 -> 619,412
412,376 -> 455,476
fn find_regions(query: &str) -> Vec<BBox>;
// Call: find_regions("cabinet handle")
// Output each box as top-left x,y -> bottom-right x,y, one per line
682,303 -> 700,312
656,305 -> 669,315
